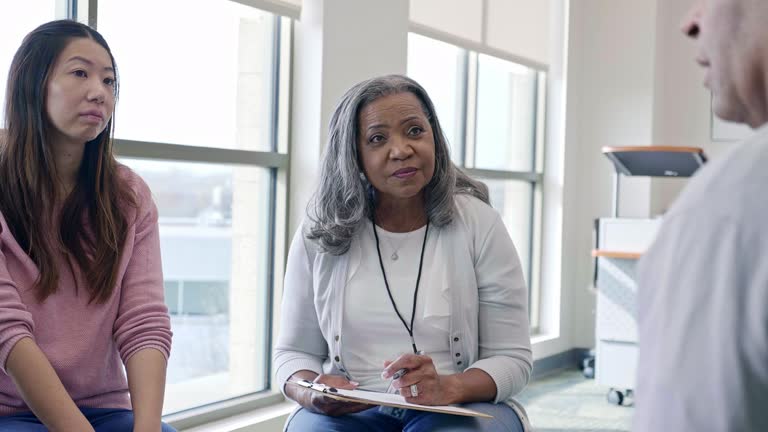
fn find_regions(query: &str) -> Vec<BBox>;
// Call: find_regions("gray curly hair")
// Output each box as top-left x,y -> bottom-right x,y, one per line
306,74 -> 489,255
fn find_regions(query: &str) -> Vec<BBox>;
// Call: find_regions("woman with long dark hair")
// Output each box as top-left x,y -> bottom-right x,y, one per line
0,20 -> 173,431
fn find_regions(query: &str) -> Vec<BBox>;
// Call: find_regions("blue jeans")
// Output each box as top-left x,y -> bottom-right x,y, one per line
285,403 -> 524,432
0,407 -> 176,431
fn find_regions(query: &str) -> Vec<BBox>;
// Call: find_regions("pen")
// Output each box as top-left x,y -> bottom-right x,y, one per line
385,368 -> 408,394
299,379 -> 338,393
386,368 -> 419,397
392,368 -> 408,380
384,350 -> 425,394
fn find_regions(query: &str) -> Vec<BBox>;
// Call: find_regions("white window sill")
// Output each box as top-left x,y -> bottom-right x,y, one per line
531,331 -> 560,346
179,400 -> 296,432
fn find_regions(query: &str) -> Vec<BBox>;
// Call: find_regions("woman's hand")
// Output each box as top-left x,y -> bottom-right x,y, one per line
306,374 -> 373,416
382,354 -> 461,406
286,371 -> 373,417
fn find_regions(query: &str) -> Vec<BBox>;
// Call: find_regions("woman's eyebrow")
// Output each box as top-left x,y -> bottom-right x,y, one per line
65,56 -> 114,73
366,123 -> 388,132
399,115 -> 422,125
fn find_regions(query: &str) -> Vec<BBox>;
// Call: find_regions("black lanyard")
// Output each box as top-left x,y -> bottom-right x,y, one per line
372,216 -> 429,355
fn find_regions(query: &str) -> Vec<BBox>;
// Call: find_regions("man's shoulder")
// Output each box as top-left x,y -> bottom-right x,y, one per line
667,128 -> 768,222
643,129 -> 768,268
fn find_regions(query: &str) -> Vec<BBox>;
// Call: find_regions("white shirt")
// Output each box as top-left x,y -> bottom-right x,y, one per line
633,124 -> 768,431
342,220 -> 454,392
274,195 -> 532,406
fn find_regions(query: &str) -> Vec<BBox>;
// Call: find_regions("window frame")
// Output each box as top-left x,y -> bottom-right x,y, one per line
68,0 -> 294,426
408,31 -> 547,333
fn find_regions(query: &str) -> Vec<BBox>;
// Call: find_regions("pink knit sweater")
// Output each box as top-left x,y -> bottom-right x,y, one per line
0,167 -> 173,415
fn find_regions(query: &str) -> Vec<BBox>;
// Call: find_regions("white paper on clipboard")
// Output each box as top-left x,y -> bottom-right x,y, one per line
287,380 -> 493,419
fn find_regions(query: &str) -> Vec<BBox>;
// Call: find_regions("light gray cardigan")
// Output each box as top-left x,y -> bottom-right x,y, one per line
274,195 -> 532,427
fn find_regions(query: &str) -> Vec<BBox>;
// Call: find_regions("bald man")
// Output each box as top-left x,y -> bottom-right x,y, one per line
634,1 -> 768,431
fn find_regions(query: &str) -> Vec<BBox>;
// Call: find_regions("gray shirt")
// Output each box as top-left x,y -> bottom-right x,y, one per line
633,124 -> 768,431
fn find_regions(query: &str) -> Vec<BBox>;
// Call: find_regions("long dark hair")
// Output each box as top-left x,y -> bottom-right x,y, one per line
0,20 -> 135,303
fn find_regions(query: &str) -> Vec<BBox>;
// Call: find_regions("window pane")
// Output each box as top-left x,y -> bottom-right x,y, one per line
484,179 -> 533,288
121,159 -> 273,414
475,55 -> 538,172
99,0 -> 277,151
407,33 -> 466,164
0,1 -> 57,123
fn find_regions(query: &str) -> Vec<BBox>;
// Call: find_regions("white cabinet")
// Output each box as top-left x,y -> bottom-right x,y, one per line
593,217 -> 660,399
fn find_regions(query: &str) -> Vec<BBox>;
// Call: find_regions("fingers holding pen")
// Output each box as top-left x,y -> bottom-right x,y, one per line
381,353 -> 431,379
381,353 -> 449,405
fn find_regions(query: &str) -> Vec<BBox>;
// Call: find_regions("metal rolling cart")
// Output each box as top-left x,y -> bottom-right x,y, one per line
591,146 -> 706,406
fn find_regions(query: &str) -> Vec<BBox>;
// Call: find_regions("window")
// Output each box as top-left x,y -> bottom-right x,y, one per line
87,0 -> 291,416
122,159 -> 275,414
99,0 -> 278,151
408,34 -> 545,330
475,54 -> 539,172
0,0 -> 58,123
407,33 -> 466,163
0,0 -> 292,424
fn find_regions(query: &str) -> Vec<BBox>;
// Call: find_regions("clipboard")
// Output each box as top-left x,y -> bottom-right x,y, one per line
287,380 -> 493,419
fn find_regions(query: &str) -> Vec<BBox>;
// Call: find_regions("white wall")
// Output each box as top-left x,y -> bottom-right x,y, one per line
288,0 -> 409,234
559,0 -> 659,351
557,0 -> 753,352
556,0 -> 752,234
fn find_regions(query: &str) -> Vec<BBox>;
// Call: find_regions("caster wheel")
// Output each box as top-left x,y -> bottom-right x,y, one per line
607,389 -> 624,405
623,389 -> 634,406
581,355 -> 595,379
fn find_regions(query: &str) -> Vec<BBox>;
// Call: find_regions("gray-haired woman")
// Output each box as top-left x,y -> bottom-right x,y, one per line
274,75 -> 532,432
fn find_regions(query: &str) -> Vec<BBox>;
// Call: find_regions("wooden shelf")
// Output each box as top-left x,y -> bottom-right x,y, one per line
602,145 -> 704,154
592,250 -> 643,260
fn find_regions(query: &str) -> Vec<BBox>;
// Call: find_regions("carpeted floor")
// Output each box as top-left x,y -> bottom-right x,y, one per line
515,369 -> 633,432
